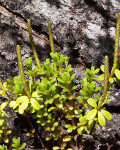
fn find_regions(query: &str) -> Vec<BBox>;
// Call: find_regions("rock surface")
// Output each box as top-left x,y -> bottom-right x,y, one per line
0,0 -> 120,149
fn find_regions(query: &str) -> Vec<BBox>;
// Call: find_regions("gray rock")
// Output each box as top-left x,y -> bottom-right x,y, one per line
0,0 -> 120,149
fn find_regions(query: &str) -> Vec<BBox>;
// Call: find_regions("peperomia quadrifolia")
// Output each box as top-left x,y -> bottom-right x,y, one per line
0,13 -> 119,150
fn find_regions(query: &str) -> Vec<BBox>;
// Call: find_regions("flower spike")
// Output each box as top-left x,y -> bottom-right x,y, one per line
110,12 -> 120,77
16,45 -> 31,99
98,56 -> 109,109
48,21 -> 55,53
27,19 -> 42,72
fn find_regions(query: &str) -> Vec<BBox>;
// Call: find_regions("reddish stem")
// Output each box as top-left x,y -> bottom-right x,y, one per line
24,110 -> 46,149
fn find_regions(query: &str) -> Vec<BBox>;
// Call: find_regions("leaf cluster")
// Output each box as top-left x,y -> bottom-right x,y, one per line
12,137 -> 26,150
0,103 -> 11,144
0,137 -> 26,150
0,51 -> 113,149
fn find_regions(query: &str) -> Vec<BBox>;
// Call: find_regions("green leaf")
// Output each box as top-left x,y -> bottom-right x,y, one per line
0,144 -> 7,150
65,124 -> 72,128
58,103 -> 63,108
115,69 -> 120,79
70,74 -> 75,81
53,132 -> 59,140
18,106 -> 24,114
0,102 -> 8,110
86,109 -> 97,120
63,136 -> 72,142
0,90 -> 5,96
53,146 -> 60,150
16,96 -> 29,104
87,98 -> 97,108
68,96 -> 74,100
67,127 -> 73,133
100,65 -> 105,72
37,118 -> 46,126
44,125 -> 50,130
43,112 -> 48,116
46,120 -> 51,124
80,90 -> 87,96
23,97 -> 29,106
98,111 -> 106,126
47,113 -> 52,119
46,136 -> 52,141
74,110 -> 79,115
53,122 -> 58,127
77,126 -> 84,134
57,78 -> 64,83
109,77 -> 114,84
101,109 -> 112,120
61,143 -> 67,149
48,107 -> 56,112
20,143 -> 26,149
24,57 -> 32,70
114,77 -> 120,86
0,119 -> 4,126
9,101 -> 18,109
13,76 -> 23,93
3,137 -> 9,143
53,94 -> 59,99
65,114 -> 71,119
32,91 -> 39,98
13,137 -> 20,144
88,119 -> 94,126
51,126 -> 55,131
45,99 -> 53,104
94,68 -> 99,74
71,85 -> 77,91
30,98 -> 41,110
98,74 -> 104,81
68,106 -> 73,110
3,82 -> 8,91
59,95 -> 67,100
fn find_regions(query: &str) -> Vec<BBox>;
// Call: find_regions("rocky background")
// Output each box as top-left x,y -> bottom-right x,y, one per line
0,0 -> 120,149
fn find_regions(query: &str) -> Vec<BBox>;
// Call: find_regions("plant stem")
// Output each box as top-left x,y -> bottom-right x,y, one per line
89,120 -> 96,135
110,12 -> 120,77
57,139 -> 63,149
6,92 -> 10,99
24,110 -> 46,149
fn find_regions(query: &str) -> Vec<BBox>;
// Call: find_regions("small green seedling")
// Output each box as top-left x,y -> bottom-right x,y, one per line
11,137 -> 26,150
0,144 -> 7,150
0,137 -> 26,150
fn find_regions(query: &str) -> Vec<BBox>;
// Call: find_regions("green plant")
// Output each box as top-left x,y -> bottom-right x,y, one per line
0,137 -> 26,150
0,144 -> 7,150
99,12 -> 120,86
0,101 -> 11,144
0,83 -> 26,149
11,137 -> 26,150
0,12 -> 120,149
0,52 -> 112,150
